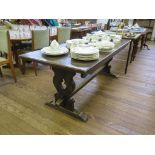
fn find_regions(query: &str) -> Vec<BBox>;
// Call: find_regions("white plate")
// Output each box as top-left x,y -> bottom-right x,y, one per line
71,48 -> 99,61
41,46 -> 69,56
70,46 -> 99,55
88,41 -> 115,50
71,53 -> 99,61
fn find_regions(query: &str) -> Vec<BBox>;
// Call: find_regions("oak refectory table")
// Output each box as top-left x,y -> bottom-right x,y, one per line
19,39 -> 131,122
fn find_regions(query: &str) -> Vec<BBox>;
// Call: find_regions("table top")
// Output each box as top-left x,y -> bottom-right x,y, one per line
19,39 -> 131,75
122,33 -> 141,40
110,28 -> 148,40
71,26 -> 94,32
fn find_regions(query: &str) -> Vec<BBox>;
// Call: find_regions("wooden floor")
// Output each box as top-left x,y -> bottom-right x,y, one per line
0,42 -> 155,135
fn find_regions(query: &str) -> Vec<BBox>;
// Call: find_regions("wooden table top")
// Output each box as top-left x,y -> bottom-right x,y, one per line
71,26 -> 94,32
110,28 -> 148,40
122,29 -> 150,40
122,33 -> 141,40
19,39 -> 131,75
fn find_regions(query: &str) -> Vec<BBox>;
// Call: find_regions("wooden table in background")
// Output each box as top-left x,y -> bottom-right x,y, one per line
10,37 -> 32,66
110,28 -> 150,63
71,25 -> 97,39
123,34 -> 141,64
140,28 -> 151,50
122,28 -> 150,64
10,34 -> 57,66
19,39 -> 131,121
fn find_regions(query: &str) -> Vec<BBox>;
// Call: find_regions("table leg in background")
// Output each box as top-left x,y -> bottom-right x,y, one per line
125,42 -> 132,74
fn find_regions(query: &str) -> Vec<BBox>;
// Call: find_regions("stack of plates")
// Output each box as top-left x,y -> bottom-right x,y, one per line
70,46 -> 99,61
100,35 -> 111,41
66,39 -> 89,49
109,34 -> 122,44
92,30 -> 105,35
85,34 -> 100,42
41,46 -> 68,56
88,41 -> 115,52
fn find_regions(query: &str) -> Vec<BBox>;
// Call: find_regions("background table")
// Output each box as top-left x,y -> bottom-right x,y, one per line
10,34 -> 57,66
123,34 -> 141,63
71,25 -> 97,39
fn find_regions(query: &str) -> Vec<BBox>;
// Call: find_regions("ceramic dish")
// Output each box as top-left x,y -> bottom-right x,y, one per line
70,46 -> 99,61
41,46 -> 69,56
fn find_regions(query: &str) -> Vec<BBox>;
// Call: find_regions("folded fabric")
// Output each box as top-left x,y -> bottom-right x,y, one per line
134,23 -> 140,28
50,40 -> 60,49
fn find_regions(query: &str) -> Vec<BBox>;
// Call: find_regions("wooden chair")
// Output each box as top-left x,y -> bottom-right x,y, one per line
0,30 -> 17,82
20,29 -> 50,76
57,27 -> 71,43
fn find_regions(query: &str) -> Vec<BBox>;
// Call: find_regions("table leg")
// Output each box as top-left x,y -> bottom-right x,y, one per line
12,42 -> 19,66
103,58 -> 118,78
143,43 -> 150,50
19,58 -> 26,74
141,33 -> 150,50
140,35 -> 145,50
125,42 -> 132,74
0,67 -> 3,77
130,38 -> 140,63
46,67 -> 89,122
144,33 -> 150,50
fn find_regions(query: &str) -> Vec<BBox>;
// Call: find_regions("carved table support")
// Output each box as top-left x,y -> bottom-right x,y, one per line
46,67 -> 88,122
103,58 -> 118,78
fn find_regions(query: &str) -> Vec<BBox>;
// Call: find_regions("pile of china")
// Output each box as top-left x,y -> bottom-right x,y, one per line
66,31 -> 122,61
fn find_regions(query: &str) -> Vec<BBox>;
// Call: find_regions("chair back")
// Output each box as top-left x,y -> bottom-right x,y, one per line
3,21 -> 13,29
32,29 -> 50,50
0,30 -> 10,53
57,27 -> 71,43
